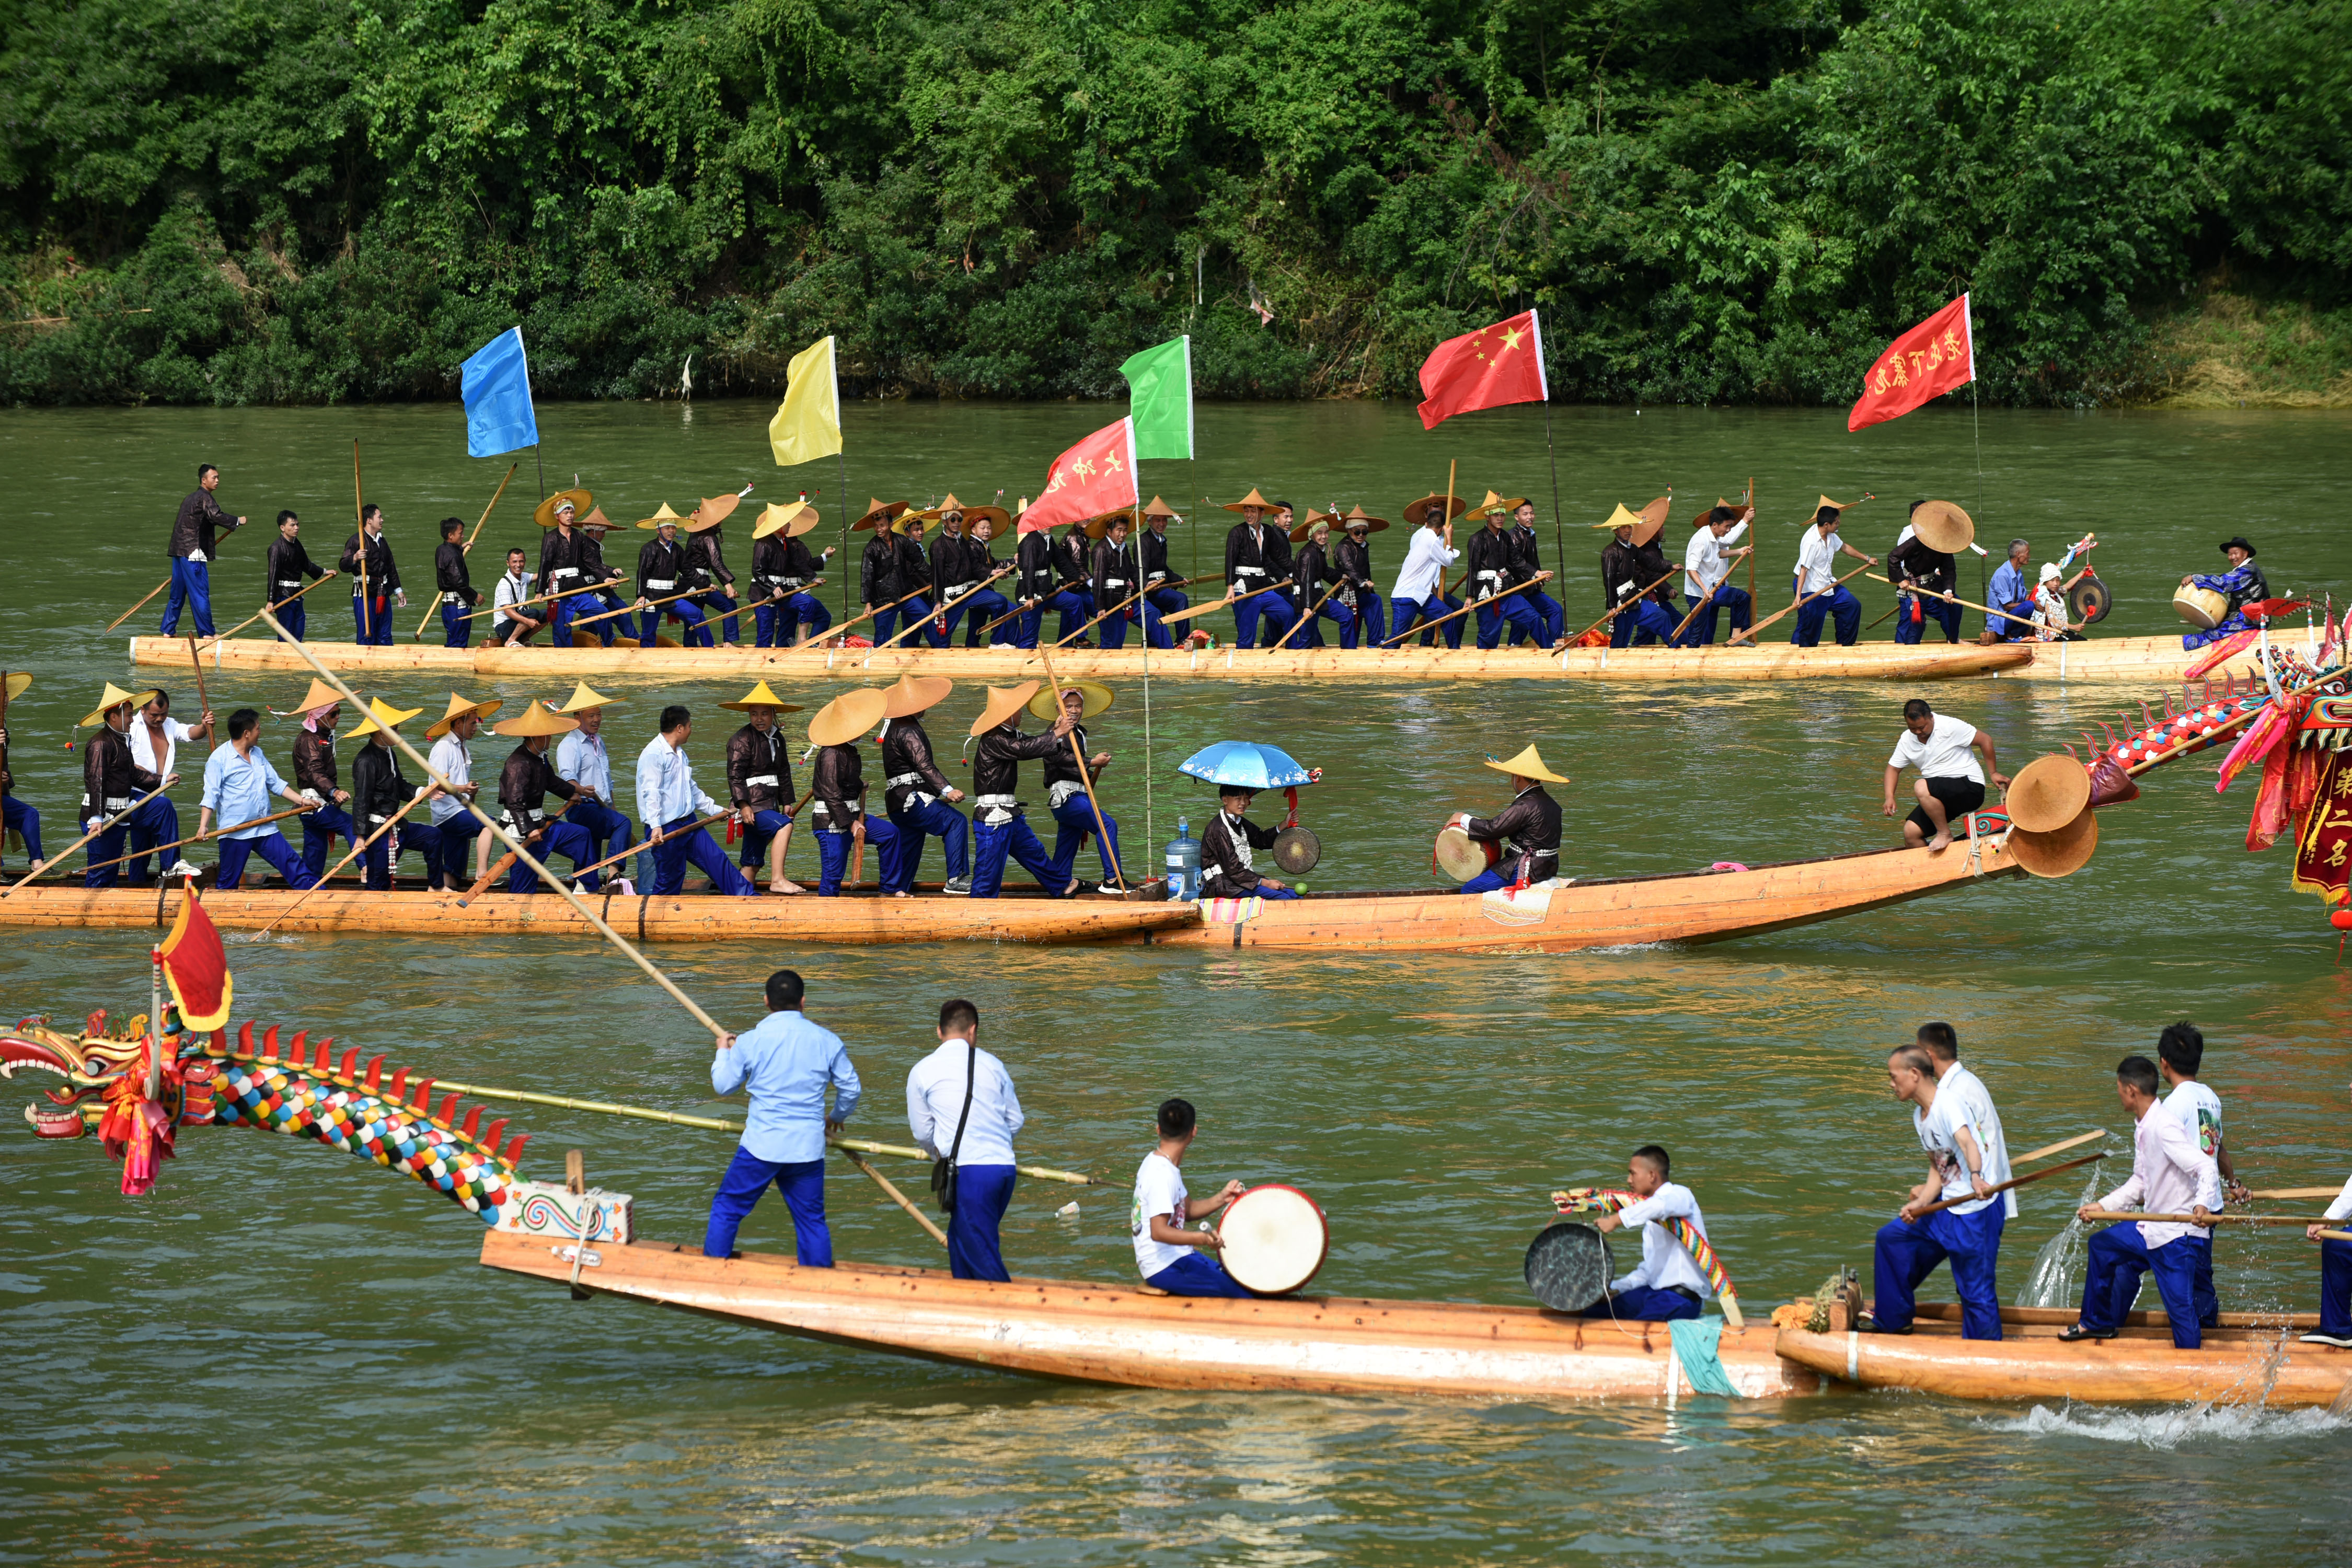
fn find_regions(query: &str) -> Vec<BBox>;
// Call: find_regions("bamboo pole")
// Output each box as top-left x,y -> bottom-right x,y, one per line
1727,560 -> 1874,647
257,607 -> 735,1044
352,441 -> 372,642
1036,645 -> 1123,887
456,585 -> 561,622
706,580 -> 826,635
205,572 -> 338,648
1162,578 -> 1293,626
829,581 -> 936,641
410,463 -> 517,640
2248,1187 -> 2350,1201
0,781 -> 174,895
572,586 -> 701,630
839,1147 -> 949,1246
1863,573 -> 2030,631
1272,580 -> 1342,651
2013,1129 -> 2109,1165
2082,1211 -> 2320,1227
249,791 -> 428,937
108,579 -> 172,632
566,810 -> 731,889
459,799 -> 577,902
1558,564 -> 1681,651
1049,581 -> 1155,649
871,567 -> 1012,652
1910,1150 -> 2108,1219
79,803 -> 310,877
1378,578 -> 1543,648
184,636 -> 209,724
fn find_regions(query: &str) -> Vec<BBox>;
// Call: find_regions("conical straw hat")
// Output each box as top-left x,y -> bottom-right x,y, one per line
1483,744 -> 1570,785
1340,504 -> 1389,534
881,674 -> 954,719
1909,500 -> 1975,554
534,488 -> 593,528
1591,503 -> 1646,534
344,697 -> 423,739
852,499 -> 910,532
493,701 -> 580,739
969,681 -> 1044,737
687,493 -> 740,532
1142,496 -> 1185,522
78,682 -> 159,728
1223,487 -> 1280,514
808,687 -> 889,747
2008,809 -> 2099,879
553,682 -> 622,714
635,502 -> 688,530
1403,492 -> 1469,524
1028,680 -> 1114,721
5,673 -> 30,702
2005,754 -> 2092,833
720,679 -> 805,714
287,678 -> 347,716
1469,489 -> 1523,517
425,690 -> 504,740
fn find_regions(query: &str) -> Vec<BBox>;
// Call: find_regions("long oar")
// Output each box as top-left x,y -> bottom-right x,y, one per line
1036,644 -> 1123,887
705,580 -> 827,635
1271,580 -> 1342,651
1047,573 -> 1186,651
1727,560 -> 1874,647
248,790 -> 430,937
78,803 -> 311,877
1910,1150 -> 2110,1219
1162,577 -> 1294,627
2013,1129 -> 2109,1165
1558,565 -> 1682,651
572,586 -> 701,631
351,440 -> 372,640
108,579 -> 173,632
184,636 -> 210,728
204,572 -> 340,649
559,809 -> 732,892
1378,577 -> 1543,648
455,585 -> 563,623
458,799 -> 578,902
836,1147 -> 949,1245
2083,1210 -> 2323,1227
1863,573 -> 2034,633
2249,1187 -> 2351,1201
829,582 -> 936,641
409,462 -> 518,640
872,567 -> 1014,652
0,781 -> 174,896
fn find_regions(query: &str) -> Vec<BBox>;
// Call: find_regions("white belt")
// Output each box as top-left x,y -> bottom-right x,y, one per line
744,773 -> 780,788
1146,571 -> 1168,583
1235,566 -> 1265,578
441,591 -> 466,603
549,568 -> 581,583
1103,579 -> 1127,591
104,795 -> 131,811
275,579 -> 304,590
812,800 -> 861,822
1048,780 -> 1086,809
368,812 -> 390,824
188,550 -> 208,564
762,577 -> 805,590
886,772 -> 927,789
645,578 -> 676,591
1477,569 -> 1504,583
976,791 -> 1020,826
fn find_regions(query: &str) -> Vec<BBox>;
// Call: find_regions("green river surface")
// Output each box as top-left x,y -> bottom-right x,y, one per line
2,400 -> 2350,1565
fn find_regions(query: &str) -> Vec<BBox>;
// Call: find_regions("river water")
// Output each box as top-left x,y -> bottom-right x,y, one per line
3,401 -> 2349,1564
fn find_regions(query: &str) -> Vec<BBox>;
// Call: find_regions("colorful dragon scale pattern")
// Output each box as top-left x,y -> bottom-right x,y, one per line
1551,1187 -> 1738,1300
5,1011 -> 529,1221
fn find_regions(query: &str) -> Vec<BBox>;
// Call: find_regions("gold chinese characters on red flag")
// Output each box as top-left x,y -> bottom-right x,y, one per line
1021,417 -> 1139,534
1848,294 -> 1975,432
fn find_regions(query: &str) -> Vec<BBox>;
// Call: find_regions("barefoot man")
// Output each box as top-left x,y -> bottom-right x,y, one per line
1883,697 -> 2008,851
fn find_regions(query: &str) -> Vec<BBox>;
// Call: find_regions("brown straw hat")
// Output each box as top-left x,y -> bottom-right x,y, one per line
425,690 -> 504,740
1289,511 -> 1338,544
1340,504 -> 1389,534
1909,500 -> 1975,554
1086,505 -> 1137,539
534,488 -> 593,528
1027,679 -> 1114,721
687,492 -> 742,532
969,681 -> 1044,737
808,687 -> 888,747
286,677 -> 347,717
719,679 -> 805,715
1142,495 -> 1185,522
852,499 -> 911,533
493,701 -> 580,739
2004,754 -> 2092,833
1403,492 -> 1470,525
880,673 -> 954,719
2007,809 -> 2099,879
1222,487 -> 1281,514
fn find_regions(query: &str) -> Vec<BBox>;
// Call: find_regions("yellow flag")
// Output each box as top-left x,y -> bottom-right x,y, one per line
769,336 -> 841,465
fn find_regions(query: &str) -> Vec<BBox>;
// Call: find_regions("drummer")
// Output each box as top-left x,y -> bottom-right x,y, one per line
2177,535 -> 2270,650
1130,1097 -> 1251,1298
1199,786 -> 1297,901
1869,1042 -> 2006,1340
1583,1147 -> 1716,1322
1455,744 -> 1564,894
1883,698 -> 2006,852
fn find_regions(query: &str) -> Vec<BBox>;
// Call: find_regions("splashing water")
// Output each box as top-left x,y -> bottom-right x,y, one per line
1992,1401 -> 2346,1449
2015,1167 -> 2109,1309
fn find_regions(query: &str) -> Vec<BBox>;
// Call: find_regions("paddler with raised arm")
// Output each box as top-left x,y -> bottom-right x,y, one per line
1677,502 -> 1753,646
1581,1146 -> 1719,1322
1455,744 -> 1565,894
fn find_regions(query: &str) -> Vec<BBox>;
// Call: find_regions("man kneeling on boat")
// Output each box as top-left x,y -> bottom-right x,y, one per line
1870,1041 -> 2007,1340
1132,1097 -> 1251,1297
1456,744 -> 1565,894
1585,1145 -> 1716,1322
2059,1054 -> 2218,1349
705,968 -> 860,1266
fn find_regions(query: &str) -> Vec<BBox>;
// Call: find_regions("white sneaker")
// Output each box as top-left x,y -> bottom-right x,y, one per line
168,859 -> 201,878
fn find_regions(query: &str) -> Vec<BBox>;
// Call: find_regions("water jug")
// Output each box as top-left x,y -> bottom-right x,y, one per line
1165,818 -> 1200,902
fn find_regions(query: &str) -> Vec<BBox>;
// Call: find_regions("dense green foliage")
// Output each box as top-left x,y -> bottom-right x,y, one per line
1,0 -> 2345,405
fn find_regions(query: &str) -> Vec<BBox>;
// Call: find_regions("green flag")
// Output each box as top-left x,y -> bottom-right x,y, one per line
1120,336 -> 1192,460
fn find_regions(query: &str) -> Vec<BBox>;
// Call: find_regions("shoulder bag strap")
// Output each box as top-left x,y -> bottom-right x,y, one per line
932,1042 -> 979,1214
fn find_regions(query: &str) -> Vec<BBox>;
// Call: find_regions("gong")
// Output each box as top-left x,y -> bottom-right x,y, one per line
2068,574 -> 2113,626
1272,825 -> 1321,874
1523,1222 -> 1613,1312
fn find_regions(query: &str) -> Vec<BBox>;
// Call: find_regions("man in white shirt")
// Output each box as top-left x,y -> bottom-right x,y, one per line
552,683 -> 633,879
1676,503 -> 1753,646
123,689 -> 212,884
1387,498 -> 1465,649
1131,1097 -> 1250,1296
1915,1022 -> 2015,1220
2063,1055 -> 2219,1348
1883,697 -> 2008,851
1869,1043 -> 2007,1340
635,704 -> 755,896
1584,1146 -> 1714,1321
424,693 -> 498,885
2145,1022 -> 2239,1330
2303,1078 -> 2352,1347
907,998 -> 1025,1282
1788,501 -> 1876,647
488,546 -> 545,645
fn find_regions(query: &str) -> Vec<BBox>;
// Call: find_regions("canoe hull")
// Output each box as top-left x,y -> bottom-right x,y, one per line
0,884 -> 1192,944
1136,837 -> 2026,952
481,1230 -> 1820,1400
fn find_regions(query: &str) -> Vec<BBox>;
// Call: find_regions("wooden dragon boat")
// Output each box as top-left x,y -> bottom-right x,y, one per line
1775,1304 -> 2351,1409
0,883 -> 1193,944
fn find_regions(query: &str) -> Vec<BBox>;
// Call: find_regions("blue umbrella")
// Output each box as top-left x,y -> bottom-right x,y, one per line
1177,741 -> 1314,791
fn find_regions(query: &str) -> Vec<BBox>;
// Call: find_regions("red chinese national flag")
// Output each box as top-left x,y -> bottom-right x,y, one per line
156,884 -> 233,1032
1021,417 -> 1139,534
1849,293 -> 1975,431
1416,309 -> 1548,431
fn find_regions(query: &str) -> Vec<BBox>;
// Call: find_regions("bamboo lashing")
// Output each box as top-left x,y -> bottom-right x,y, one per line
1380,577 -> 1546,648
1159,578 -> 1294,627
838,1147 -> 950,1246
249,790 -> 430,937
1909,1150 -> 2108,1219
1,783 -> 175,895
204,572 -> 339,648
871,567 -> 1013,652
1036,644 -> 1123,886
1727,560 -> 1874,647
410,463 -> 517,639
258,607 -> 735,1044
78,802 -> 311,877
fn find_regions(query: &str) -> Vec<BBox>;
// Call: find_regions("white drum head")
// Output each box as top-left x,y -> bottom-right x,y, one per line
1433,813 -> 1496,883
1217,1184 -> 1329,1296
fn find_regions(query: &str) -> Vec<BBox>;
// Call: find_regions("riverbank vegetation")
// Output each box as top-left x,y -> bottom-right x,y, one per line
1,0 -> 2344,407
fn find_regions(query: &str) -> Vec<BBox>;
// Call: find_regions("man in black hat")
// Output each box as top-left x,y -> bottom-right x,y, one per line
2178,536 -> 2270,650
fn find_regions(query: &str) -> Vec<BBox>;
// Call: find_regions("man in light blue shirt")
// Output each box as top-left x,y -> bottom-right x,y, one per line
1986,537 -> 2032,640
705,969 -> 861,1265
552,684 -> 633,875
197,708 -> 319,890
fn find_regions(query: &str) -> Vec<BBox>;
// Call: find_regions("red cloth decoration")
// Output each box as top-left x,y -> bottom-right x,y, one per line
1021,418 -> 1138,534
1848,294 -> 1974,431
98,1040 -> 179,1196
157,883 -> 233,1031
1415,309 -> 1547,431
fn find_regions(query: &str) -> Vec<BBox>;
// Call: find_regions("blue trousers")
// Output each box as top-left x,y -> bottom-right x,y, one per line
2081,1226 -> 2211,1348
298,802 -> 357,879
1474,592 -> 1543,650
1343,593 -> 1385,648
1609,598 -> 1677,648
3,794 -> 42,865
1013,589 -> 1087,648
1098,601 -> 1172,650
947,1164 -> 1016,1282
1873,1203 -> 2007,1340
1246,883 -> 1302,901
82,816 -> 132,888
1232,589 -> 1296,648
704,1148 -> 831,1265
1388,594 -> 1463,648
2110,1231 -> 2219,1331
276,601 -> 307,642
972,810 -> 1064,898
215,829 -> 318,890
1145,586 -> 1190,619
1506,589 -> 1564,648
1302,597 -> 1357,649
363,821 -> 447,889
1791,584 -> 1862,647
815,816 -> 902,896
565,798 -> 632,869
551,592 -> 613,647
121,793 -> 181,883
1147,1251 -> 1255,1297
1575,1285 -> 1702,1322
160,557 -> 215,637
1894,594 -> 1964,644
431,813 -> 484,887
1048,793 -> 1121,884
646,816 -> 755,896
701,590 -> 740,644
941,587 -> 1009,645
2183,611 -> 2255,650
508,819 -> 598,892
1458,864 -> 1520,895
737,807 -> 793,874
351,594 -> 394,645
755,593 -> 832,646
1676,585 -> 1751,647
441,601 -> 470,648
656,597 -> 710,647
886,797 -> 969,889
2321,1238 -> 2352,1335
874,597 -> 945,648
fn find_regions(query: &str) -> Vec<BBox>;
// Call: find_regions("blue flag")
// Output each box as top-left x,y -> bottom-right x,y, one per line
460,328 -> 538,457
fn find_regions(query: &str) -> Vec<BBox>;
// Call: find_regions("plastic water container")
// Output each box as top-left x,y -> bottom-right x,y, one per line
1166,818 -> 1200,901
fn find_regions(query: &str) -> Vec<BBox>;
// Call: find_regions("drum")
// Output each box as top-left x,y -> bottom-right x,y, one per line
1272,825 -> 1321,874
1523,1222 -> 1613,1312
1217,1184 -> 1329,1296
2173,585 -> 2229,630
1432,812 -> 1499,884
2068,573 -> 2113,626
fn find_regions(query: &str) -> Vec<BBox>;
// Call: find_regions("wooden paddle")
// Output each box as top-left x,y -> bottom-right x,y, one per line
2013,1129 -> 2110,1165
77,802 -> 310,877
0,782 -> 176,895
455,584 -> 563,622
1271,580 -> 1343,650
871,567 -> 1013,652
108,579 -> 173,632
1666,511 -> 1755,643
2316,1230 -> 2352,1243
2082,1210 -> 2322,1227
351,440 -> 372,639
829,581 -> 937,641
408,462 -> 518,640
1379,577 -> 1546,648
1909,1149 -> 2109,1219
705,579 -> 827,633
1864,573 -> 2033,632
1559,564 -> 1681,651
837,1146 -> 949,1246
184,635 -> 210,728
572,586 -> 701,630
203,571 -> 339,648
460,798 -> 580,902
249,790 -> 429,937
1726,560 -> 1874,647
565,809 -> 731,891
1036,645 -> 1123,888
2249,1187 -> 2351,1201
1160,578 -> 1294,627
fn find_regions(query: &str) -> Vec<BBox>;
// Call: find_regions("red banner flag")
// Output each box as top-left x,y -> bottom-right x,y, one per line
1849,294 -> 1975,431
1416,309 -> 1548,431
1021,417 -> 1139,534
157,883 -> 233,1031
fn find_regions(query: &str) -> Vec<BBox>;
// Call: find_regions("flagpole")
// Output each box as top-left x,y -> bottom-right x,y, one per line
1534,309 -> 1564,592
1967,294 -> 1986,614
